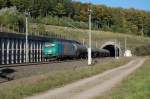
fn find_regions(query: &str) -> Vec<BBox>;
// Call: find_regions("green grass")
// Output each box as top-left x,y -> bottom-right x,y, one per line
0,58 -> 130,99
95,59 -> 150,99
41,25 -> 150,55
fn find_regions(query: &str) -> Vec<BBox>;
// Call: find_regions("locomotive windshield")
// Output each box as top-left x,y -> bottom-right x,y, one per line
44,43 -> 56,48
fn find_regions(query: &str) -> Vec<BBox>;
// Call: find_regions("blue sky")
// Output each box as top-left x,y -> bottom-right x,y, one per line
77,0 -> 150,11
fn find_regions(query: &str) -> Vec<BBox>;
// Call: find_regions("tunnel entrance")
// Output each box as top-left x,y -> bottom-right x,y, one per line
102,45 -> 120,57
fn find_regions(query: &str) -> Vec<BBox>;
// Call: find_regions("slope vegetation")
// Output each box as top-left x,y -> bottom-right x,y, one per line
41,25 -> 150,55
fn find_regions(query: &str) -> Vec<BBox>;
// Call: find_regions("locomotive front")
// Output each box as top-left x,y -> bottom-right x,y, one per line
43,42 -> 58,58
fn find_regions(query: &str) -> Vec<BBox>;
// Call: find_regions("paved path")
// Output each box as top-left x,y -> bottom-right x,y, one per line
26,58 -> 145,99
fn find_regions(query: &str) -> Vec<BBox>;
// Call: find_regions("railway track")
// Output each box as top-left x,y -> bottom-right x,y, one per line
0,58 -> 83,68
0,59 -> 83,83
0,57 -> 113,84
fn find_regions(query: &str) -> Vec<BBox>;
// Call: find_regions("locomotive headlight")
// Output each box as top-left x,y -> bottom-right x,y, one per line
48,50 -> 52,53
45,44 -> 56,47
51,44 -> 56,47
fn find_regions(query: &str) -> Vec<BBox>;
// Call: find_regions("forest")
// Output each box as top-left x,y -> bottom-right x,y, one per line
0,0 -> 150,37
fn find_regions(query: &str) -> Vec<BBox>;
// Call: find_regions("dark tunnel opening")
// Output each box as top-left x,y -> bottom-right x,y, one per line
103,45 -> 119,57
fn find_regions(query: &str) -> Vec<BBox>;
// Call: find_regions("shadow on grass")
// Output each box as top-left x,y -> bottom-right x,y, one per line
0,68 -> 15,82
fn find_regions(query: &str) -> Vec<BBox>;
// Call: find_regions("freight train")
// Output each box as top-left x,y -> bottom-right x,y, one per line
42,39 -> 110,59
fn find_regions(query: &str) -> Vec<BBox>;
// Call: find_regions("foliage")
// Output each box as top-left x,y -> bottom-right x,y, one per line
0,0 -> 150,36
0,7 -> 25,32
34,16 -> 90,29
53,3 -> 66,17
36,23 -> 46,35
134,45 -> 150,56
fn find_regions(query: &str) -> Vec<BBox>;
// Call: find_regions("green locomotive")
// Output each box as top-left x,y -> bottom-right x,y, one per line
42,39 -> 87,59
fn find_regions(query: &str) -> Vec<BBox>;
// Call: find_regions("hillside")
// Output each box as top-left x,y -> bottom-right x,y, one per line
1,21 -> 150,56
36,25 -> 150,55
0,1 -> 150,37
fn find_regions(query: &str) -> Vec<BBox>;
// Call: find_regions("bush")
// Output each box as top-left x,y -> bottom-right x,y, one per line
33,16 -> 94,29
36,24 -> 46,35
134,45 -> 150,56
0,7 -> 25,32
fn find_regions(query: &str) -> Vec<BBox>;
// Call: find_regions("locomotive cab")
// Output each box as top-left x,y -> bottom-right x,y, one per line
43,42 -> 57,58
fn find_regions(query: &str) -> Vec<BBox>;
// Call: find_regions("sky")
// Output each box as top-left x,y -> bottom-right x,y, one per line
77,0 -> 150,11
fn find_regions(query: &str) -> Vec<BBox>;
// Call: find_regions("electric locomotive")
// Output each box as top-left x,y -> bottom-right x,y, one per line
42,39 -> 87,59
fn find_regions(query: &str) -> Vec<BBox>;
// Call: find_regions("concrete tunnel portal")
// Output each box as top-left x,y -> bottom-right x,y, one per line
101,42 -> 120,57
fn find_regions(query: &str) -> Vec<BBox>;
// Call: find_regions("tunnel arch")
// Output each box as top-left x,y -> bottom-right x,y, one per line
101,41 -> 121,57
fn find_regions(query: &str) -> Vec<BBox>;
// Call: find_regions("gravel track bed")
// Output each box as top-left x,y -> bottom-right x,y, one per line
0,58 -> 114,83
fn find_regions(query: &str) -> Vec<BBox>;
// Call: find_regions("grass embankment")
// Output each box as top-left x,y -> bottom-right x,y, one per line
0,58 -> 130,99
95,58 -> 150,99
43,25 -> 150,55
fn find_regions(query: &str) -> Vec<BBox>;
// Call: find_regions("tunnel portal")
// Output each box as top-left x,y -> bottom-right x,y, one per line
103,45 -> 119,57
101,42 -> 120,57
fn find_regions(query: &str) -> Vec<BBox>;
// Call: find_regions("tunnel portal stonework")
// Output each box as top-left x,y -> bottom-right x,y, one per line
101,41 -> 122,57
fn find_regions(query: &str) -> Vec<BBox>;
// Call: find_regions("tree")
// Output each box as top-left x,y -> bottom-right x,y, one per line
53,3 -> 66,17
11,0 -> 30,12
0,7 -> 25,32
0,0 -> 4,8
